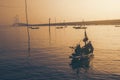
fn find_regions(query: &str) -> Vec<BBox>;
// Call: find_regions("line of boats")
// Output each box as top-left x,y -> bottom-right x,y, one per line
29,25 -> 87,30
55,25 -> 87,29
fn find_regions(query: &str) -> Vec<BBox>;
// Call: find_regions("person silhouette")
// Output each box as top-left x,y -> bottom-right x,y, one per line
75,44 -> 82,55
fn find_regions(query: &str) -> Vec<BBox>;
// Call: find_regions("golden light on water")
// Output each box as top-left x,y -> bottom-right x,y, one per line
1,0 -> 120,46
1,0 -> 120,78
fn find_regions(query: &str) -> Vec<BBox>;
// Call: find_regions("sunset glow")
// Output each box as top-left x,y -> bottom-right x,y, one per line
0,0 -> 120,24
1,0 -> 120,80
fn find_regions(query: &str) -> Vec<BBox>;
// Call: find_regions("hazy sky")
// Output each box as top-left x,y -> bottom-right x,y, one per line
0,0 -> 120,25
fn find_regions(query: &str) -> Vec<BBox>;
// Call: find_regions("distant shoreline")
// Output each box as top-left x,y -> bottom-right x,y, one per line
17,19 -> 120,27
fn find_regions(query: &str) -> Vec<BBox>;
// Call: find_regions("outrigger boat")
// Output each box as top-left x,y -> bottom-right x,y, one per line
69,29 -> 94,60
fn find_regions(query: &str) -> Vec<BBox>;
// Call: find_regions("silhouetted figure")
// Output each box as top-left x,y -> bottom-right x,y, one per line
81,41 -> 94,55
88,41 -> 94,53
75,44 -> 82,55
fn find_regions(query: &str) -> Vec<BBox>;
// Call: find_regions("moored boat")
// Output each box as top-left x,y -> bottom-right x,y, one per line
73,26 -> 87,29
69,29 -> 94,60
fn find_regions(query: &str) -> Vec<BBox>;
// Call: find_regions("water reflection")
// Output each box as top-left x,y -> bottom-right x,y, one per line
1,25 -> 120,80
69,53 -> 94,80
27,27 -> 31,57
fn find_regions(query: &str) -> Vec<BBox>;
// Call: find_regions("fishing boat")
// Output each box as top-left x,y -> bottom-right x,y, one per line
73,26 -> 87,29
69,29 -> 94,60
56,26 -> 64,29
115,25 -> 120,27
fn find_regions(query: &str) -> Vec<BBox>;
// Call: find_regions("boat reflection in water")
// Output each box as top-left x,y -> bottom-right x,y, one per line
69,29 -> 94,79
69,53 -> 94,79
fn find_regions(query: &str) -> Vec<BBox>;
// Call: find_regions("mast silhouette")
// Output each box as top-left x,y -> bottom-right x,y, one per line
25,0 -> 30,52
49,18 -> 51,45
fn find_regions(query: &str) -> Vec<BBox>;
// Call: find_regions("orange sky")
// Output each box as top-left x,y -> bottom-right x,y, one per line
0,0 -> 120,25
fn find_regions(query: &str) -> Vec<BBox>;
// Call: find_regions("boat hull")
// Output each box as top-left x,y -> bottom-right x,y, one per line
69,53 -> 94,60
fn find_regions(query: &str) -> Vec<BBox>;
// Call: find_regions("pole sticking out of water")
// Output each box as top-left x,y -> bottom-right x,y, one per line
49,18 -> 51,33
55,18 -> 57,42
49,18 -> 51,45
25,0 -> 30,52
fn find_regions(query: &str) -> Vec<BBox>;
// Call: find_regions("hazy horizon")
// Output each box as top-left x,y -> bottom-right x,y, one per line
1,0 -> 120,25
1,1 -> 120,80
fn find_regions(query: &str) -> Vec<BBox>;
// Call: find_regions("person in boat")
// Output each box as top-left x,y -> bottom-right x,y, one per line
74,44 -> 82,55
88,41 -> 94,53
82,41 -> 94,55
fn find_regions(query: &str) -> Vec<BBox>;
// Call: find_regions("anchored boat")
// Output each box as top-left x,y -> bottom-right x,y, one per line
73,26 -> 87,29
69,29 -> 94,60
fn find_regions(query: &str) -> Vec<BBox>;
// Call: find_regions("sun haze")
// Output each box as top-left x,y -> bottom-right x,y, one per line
0,0 -> 120,25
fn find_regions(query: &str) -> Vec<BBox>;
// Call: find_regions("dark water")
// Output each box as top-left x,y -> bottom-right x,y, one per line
0,25 -> 120,80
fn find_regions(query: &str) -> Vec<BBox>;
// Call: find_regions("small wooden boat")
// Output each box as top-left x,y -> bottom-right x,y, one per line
69,29 -> 94,60
115,25 -> 120,27
69,53 -> 94,59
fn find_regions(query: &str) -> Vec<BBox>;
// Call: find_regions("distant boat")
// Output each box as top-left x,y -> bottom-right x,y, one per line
73,26 -> 87,29
69,29 -> 94,60
30,27 -> 39,29
56,26 -> 64,29
115,25 -> 120,27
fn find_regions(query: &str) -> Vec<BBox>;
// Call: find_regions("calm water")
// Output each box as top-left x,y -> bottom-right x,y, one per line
0,25 -> 120,80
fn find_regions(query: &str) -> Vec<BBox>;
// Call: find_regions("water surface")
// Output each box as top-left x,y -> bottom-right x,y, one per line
0,25 -> 120,80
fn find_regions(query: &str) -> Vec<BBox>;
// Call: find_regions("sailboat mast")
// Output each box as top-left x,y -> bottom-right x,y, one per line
49,18 -> 51,44
83,29 -> 88,46
25,0 -> 28,26
25,0 -> 30,51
